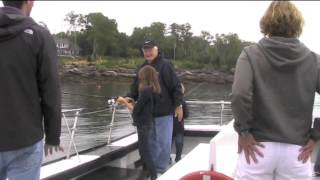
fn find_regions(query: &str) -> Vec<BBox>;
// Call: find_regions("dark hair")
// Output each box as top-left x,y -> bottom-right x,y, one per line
2,0 -> 26,9
138,65 -> 161,94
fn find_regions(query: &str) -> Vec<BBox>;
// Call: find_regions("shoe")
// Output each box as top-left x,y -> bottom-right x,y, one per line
134,158 -> 143,168
175,156 -> 181,162
149,174 -> 157,180
169,157 -> 172,165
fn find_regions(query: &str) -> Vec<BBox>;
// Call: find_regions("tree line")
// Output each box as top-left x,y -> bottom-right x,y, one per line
56,11 -> 255,72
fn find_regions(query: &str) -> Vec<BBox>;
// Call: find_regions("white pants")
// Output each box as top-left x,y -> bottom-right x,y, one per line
235,142 -> 312,180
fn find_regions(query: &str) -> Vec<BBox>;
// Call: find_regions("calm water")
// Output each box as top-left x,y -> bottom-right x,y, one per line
44,78 -> 232,162
43,77 -> 320,163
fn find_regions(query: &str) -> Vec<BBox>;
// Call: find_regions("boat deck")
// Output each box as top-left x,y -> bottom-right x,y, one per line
40,122 -> 320,180
74,136 -> 212,180
158,143 -> 210,180
77,166 -> 147,180
41,134 -> 138,180
40,124 -> 216,180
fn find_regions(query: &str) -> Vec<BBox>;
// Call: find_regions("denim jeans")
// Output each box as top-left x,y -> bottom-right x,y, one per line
152,115 -> 173,173
172,132 -> 184,162
137,125 -> 157,179
0,140 -> 43,180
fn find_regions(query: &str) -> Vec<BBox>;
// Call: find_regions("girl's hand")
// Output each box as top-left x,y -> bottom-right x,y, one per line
117,97 -> 134,112
117,96 -> 126,104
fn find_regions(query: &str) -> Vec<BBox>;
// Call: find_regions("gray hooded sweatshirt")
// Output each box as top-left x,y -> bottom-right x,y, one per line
232,36 -> 320,145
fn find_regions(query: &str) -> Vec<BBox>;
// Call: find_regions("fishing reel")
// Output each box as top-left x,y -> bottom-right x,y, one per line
107,96 -> 118,105
107,96 -> 134,107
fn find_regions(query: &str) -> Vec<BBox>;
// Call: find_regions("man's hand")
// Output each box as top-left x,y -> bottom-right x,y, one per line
238,133 -> 264,164
175,105 -> 183,122
298,139 -> 315,163
44,144 -> 64,157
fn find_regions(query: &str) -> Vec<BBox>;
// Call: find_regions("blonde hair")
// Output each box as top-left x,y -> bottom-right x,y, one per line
260,1 -> 304,38
138,65 -> 161,94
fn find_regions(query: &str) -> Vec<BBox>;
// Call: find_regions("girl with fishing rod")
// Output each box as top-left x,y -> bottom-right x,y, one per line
117,65 -> 160,180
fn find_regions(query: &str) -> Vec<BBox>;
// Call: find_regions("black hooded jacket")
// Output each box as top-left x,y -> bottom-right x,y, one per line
0,6 -> 61,151
127,54 -> 183,117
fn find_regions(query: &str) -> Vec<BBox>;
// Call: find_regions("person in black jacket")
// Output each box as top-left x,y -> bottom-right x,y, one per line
314,118 -> 320,176
118,65 -> 161,180
171,83 -> 189,163
0,1 -> 63,179
123,40 -> 183,174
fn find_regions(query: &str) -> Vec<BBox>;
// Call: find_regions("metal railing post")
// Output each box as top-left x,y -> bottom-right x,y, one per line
107,102 -> 117,144
220,101 -> 225,126
63,109 -> 82,162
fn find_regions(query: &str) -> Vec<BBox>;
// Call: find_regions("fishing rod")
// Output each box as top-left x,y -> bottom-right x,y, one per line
63,91 -> 107,98
63,91 -> 119,104
184,82 -> 204,98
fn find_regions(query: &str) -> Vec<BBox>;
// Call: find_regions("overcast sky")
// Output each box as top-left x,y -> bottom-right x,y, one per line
3,1 -> 320,53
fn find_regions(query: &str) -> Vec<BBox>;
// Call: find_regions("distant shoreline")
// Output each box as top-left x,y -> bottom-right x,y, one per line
60,64 -> 234,84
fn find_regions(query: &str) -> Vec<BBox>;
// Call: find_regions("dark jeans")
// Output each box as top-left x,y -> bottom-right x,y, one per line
315,148 -> 320,173
137,125 -> 157,179
172,132 -> 184,162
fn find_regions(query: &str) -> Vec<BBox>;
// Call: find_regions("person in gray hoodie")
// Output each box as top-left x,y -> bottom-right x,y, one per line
0,1 -> 63,180
232,1 -> 320,179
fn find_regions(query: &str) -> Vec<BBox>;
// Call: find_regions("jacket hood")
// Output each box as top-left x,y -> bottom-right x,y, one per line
258,36 -> 311,69
0,6 -> 36,41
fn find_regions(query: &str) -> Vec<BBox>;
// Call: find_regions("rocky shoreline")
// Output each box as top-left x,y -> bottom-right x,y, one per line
60,65 -> 234,84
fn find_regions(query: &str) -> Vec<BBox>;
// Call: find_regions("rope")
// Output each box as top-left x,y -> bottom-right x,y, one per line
79,109 -> 109,116
63,91 -> 107,98
62,107 -> 110,117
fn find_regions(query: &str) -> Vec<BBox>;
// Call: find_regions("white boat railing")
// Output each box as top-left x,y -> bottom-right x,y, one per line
61,97 -> 127,161
61,100 -> 231,160
186,100 -> 231,105
107,99 -> 118,144
62,108 -> 83,161
186,100 -> 232,126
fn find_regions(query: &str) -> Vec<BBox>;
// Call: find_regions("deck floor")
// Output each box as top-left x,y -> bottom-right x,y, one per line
77,166 -> 148,180
75,136 -> 212,180
71,134 -> 320,180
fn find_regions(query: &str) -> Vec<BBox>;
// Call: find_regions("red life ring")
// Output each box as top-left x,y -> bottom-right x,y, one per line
180,170 -> 233,180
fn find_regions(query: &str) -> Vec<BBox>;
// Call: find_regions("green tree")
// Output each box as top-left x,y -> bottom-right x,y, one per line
82,13 -> 119,59
211,33 -> 250,71
130,27 -> 149,50
168,23 -> 193,59
62,15 -> 255,72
